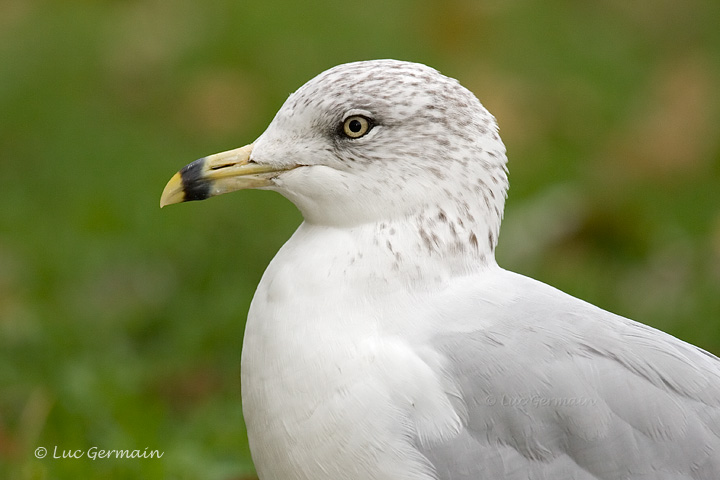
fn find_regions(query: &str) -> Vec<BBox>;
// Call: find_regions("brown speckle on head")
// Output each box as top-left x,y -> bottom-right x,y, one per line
469,232 -> 479,251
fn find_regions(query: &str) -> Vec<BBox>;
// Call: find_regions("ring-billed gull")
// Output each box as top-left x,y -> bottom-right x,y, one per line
161,60 -> 720,479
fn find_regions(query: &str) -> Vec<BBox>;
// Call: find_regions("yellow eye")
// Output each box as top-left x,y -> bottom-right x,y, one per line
342,115 -> 371,138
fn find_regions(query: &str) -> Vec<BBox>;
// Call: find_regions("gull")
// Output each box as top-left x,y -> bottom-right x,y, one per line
160,60 -> 720,479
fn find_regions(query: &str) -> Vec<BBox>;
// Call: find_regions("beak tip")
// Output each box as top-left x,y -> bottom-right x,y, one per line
160,172 -> 185,208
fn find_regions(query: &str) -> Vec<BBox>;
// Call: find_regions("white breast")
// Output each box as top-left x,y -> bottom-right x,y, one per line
240,222 -> 464,480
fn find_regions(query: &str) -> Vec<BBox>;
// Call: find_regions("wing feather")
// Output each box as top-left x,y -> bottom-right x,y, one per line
417,270 -> 720,479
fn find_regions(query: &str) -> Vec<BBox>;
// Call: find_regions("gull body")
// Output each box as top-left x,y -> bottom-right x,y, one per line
161,60 -> 720,479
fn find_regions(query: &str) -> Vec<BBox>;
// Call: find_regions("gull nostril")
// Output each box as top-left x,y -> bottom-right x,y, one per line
209,163 -> 235,170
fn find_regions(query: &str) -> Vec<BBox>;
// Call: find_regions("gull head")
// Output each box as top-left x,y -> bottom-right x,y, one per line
161,60 -> 509,252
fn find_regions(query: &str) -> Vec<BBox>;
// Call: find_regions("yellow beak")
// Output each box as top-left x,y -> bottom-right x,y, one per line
160,144 -> 289,208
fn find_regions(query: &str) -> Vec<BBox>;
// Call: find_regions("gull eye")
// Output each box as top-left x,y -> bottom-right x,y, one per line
342,115 -> 372,139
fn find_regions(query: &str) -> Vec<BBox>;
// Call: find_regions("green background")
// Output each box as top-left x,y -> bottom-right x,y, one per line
2,1 -> 719,478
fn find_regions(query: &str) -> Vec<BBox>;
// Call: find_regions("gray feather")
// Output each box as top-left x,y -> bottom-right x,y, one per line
419,270 -> 720,479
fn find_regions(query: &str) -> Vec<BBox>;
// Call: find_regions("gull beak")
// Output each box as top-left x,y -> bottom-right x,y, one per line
160,144 -> 290,208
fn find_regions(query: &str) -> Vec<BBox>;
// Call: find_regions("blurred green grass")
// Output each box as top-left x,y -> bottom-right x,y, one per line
1,0 -> 719,478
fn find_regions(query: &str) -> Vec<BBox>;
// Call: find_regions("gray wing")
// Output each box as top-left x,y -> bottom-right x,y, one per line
418,271 -> 720,480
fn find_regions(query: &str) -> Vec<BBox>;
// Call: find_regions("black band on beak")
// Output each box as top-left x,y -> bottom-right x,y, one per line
179,157 -> 212,202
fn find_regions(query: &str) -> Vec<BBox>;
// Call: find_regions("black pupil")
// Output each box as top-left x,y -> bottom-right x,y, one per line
348,119 -> 363,133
